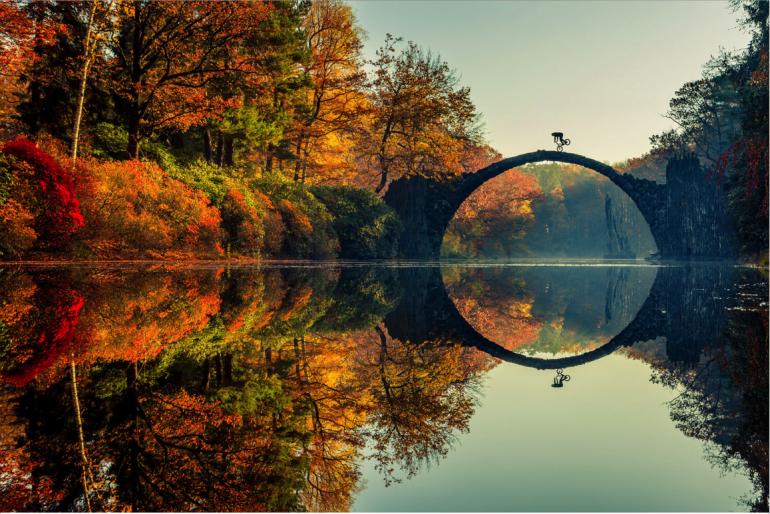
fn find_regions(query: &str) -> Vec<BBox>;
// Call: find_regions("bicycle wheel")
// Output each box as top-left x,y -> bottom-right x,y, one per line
563,139 -> 571,145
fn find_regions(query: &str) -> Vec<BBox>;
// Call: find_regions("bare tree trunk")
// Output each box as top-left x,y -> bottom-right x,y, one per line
71,360 -> 94,512
223,135 -> 234,166
71,0 -> 99,162
375,117 -> 395,193
375,169 -> 388,193
126,361 -> 140,512
223,353 -> 232,386
293,136 -> 303,181
265,348 -> 273,374
215,133 -> 224,166
127,1 -> 143,159
265,88 -> 281,174
214,353 -> 222,386
127,113 -> 141,159
203,128 -> 213,162
292,338 -> 302,381
300,137 -> 311,183
201,357 -> 211,392
265,149 -> 274,174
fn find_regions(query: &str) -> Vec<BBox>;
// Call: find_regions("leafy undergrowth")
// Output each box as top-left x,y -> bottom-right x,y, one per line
0,138 -> 399,261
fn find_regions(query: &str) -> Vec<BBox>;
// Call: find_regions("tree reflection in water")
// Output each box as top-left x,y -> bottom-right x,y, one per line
648,307 -> 768,512
0,264 -> 766,511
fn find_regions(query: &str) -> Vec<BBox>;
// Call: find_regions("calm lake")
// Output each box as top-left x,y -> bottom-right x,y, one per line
0,262 -> 767,512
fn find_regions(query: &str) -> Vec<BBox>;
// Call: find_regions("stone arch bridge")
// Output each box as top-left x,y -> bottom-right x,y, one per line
383,150 -> 734,260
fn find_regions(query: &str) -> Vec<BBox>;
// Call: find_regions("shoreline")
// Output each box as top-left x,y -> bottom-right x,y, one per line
0,257 -> 764,268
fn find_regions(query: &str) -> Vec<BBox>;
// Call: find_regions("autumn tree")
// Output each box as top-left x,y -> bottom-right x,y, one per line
108,1 -> 272,159
363,35 -> 482,192
206,1 -> 311,170
443,168 -> 542,258
459,142 -> 502,173
358,325 -> 480,485
0,2 -> 31,137
287,333 -> 369,511
288,0 -> 366,182
11,2 -> 113,144
71,0 -> 120,161
724,0 -> 768,256
0,1 -> 59,139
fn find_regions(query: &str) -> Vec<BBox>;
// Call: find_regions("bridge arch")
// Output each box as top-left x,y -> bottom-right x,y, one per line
384,150 -> 667,260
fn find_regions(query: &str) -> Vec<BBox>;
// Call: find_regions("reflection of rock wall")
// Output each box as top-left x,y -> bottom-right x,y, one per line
659,266 -> 734,366
522,266 -> 656,343
605,267 -> 631,321
605,195 -> 636,258
629,265 -> 737,366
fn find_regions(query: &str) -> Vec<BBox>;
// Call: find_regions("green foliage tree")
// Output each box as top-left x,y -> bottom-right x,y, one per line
311,185 -> 401,258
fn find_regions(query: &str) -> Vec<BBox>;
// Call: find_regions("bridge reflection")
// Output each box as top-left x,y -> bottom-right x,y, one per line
384,264 -> 735,370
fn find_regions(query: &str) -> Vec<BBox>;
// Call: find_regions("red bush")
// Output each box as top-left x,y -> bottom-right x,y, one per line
1,137 -> 84,247
0,280 -> 84,387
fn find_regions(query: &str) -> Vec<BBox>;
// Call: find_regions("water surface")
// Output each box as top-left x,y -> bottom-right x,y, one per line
0,262 -> 766,511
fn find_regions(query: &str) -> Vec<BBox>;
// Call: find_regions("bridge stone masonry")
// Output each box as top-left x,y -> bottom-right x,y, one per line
383,150 -> 736,260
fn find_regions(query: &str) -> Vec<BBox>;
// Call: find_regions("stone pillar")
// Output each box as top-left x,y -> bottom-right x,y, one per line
384,176 -> 459,259
664,155 -> 737,259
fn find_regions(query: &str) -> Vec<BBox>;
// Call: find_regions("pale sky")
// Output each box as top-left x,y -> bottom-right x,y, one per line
350,0 -> 751,163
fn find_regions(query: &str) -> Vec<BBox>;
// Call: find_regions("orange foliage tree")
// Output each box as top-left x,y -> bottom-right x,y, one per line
363,35 -> 483,192
444,167 -> 542,258
74,159 -> 223,258
108,1 -> 272,158
290,0 -> 366,183
0,2 -> 59,139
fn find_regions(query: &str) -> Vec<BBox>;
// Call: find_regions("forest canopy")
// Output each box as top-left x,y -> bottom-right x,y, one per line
0,0 -> 766,261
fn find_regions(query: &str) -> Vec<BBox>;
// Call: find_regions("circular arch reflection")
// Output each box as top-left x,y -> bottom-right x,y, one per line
439,264 -> 662,370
